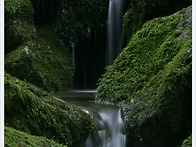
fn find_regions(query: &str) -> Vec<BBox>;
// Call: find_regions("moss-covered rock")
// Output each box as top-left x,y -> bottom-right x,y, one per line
123,0 -> 191,40
5,27 -> 73,92
5,0 -> 35,53
5,126 -> 67,147
5,73 -> 96,146
96,7 -> 192,146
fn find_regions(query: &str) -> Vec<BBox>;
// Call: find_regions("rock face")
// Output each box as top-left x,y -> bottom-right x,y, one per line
96,6 -> 192,146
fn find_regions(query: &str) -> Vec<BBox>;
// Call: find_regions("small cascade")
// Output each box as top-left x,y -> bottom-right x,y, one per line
86,108 -> 126,147
55,91 -> 126,147
106,0 -> 127,65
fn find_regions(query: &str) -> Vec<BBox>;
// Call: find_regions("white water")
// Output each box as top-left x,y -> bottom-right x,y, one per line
106,0 -> 127,65
86,108 -> 126,147
55,91 -> 126,147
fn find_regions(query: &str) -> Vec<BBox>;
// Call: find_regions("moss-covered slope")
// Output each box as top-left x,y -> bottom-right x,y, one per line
96,7 -> 191,146
5,27 -> 73,92
5,127 -> 67,147
5,73 -> 96,146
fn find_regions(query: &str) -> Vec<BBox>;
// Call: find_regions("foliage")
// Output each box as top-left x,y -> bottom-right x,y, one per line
5,73 -> 97,146
5,0 -> 35,53
181,135 -> 192,147
5,19 -> 36,53
56,0 -> 108,48
5,0 -> 34,23
123,0 -> 191,41
96,7 -> 192,146
5,126 -> 67,147
5,27 -> 73,92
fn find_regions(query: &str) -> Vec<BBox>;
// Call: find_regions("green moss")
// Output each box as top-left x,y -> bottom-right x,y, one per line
97,9 -> 184,103
5,27 -> 73,92
96,7 -> 191,146
181,135 -> 192,147
5,0 -> 35,53
96,7 -> 190,103
5,0 -> 34,23
123,0 -> 191,40
5,19 -> 36,53
5,126 -> 67,147
5,73 -> 96,146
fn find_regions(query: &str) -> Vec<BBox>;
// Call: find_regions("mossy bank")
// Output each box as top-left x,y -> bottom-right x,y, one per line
5,127 -> 67,147
96,6 -> 192,147
5,73 -> 96,146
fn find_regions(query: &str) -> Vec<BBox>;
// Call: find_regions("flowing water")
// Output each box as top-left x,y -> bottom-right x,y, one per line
55,90 -> 126,147
106,0 -> 127,65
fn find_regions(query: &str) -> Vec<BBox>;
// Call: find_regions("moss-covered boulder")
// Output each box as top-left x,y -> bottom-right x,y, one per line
5,27 -> 73,92
5,127 -> 67,147
5,0 -> 36,53
96,6 -> 192,146
5,73 -> 96,146
123,0 -> 191,40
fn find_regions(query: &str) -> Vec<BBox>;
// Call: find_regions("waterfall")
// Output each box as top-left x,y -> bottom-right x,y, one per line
86,108 -> 126,147
106,0 -> 127,65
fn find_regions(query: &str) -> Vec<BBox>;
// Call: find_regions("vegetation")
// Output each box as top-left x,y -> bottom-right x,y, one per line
5,0 -> 192,146
181,135 -> 192,147
5,27 -> 73,92
123,0 -> 191,40
56,0 -> 108,49
5,0 -> 34,23
96,7 -> 192,146
5,0 -> 35,53
5,127 -> 67,147
5,73 -> 96,146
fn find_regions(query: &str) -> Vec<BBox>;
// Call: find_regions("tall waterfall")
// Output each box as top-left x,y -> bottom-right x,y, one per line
106,0 -> 127,65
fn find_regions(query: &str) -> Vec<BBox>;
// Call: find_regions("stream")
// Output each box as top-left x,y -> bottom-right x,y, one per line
55,90 -> 126,147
